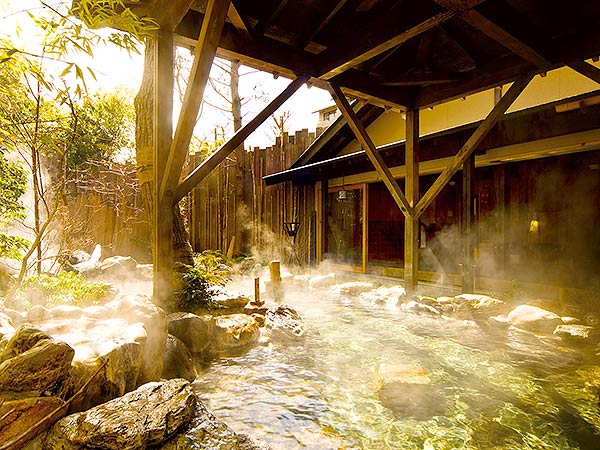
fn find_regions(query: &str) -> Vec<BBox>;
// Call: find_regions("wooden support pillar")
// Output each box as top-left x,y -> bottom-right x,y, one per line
404,108 -> 419,295
462,153 -> 475,293
153,29 -> 174,308
319,179 -> 328,263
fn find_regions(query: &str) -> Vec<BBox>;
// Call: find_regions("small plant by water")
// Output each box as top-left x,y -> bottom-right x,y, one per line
11,271 -> 111,309
174,251 -> 230,312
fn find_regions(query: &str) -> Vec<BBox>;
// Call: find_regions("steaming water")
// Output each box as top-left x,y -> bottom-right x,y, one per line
192,283 -> 600,449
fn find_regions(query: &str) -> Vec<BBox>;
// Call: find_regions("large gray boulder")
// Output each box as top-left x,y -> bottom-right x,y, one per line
211,314 -> 260,355
507,304 -> 563,333
167,312 -> 212,354
162,334 -> 196,381
45,379 -> 197,450
0,325 -> 74,397
105,294 -> 167,384
36,317 -> 145,412
100,255 -> 138,279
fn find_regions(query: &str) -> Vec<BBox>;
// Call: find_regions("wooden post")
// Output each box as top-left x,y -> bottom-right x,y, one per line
320,179 -> 328,263
404,108 -> 420,295
254,277 -> 262,305
153,29 -> 174,309
269,260 -> 282,301
462,153 -> 475,293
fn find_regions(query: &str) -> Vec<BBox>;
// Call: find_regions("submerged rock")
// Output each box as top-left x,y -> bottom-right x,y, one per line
507,304 -> 563,333
163,334 -> 196,381
167,312 -> 212,354
553,324 -> 594,341
264,305 -> 306,344
159,400 -> 271,450
374,363 -> 446,420
46,379 -> 197,450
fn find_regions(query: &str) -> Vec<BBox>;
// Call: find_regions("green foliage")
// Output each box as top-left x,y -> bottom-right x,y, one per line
0,147 -> 30,260
14,271 -> 111,308
69,90 -> 136,170
0,147 -> 27,221
175,251 -> 230,312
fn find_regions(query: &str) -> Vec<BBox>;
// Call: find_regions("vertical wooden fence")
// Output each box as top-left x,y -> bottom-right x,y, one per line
186,128 -> 322,265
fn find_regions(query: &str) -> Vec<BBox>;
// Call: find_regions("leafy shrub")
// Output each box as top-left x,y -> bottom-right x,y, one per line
13,271 -> 111,309
175,251 -> 230,312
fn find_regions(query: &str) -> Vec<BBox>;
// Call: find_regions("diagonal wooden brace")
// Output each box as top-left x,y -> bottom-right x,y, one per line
327,83 -> 413,217
174,75 -> 308,203
414,73 -> 534,218
160,0 -> 231,203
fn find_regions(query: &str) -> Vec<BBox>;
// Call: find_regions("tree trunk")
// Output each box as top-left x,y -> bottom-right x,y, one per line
135,39 -> 194,268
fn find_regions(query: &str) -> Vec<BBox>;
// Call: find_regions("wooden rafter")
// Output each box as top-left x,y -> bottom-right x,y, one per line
568,60 -> 600,85
298,0 -> 349,49
174,76 -> 308,203
414,73 -> 533,218
459,9 -> 551,68
254,0 -> 290,36
152,0 -> 194,30
160,0 -> 231,201
327,83 -> 413,217
227,3 -> 249,33
319,11 -> 455,80
380,72 -> 457,86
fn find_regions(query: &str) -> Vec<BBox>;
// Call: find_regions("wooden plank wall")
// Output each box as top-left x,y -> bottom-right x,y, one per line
65,164 -> 151,262
187,128 -> 322,265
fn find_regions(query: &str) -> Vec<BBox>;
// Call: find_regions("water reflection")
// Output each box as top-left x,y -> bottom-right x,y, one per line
192,286 -> 600,449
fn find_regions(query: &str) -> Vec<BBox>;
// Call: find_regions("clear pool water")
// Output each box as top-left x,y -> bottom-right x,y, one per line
193,281 -> 600,449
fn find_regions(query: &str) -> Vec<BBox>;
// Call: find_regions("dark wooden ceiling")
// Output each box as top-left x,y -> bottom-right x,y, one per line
161,0 -> 600,110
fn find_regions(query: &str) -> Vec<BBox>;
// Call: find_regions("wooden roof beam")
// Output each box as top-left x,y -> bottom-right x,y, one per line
153,0 -> 195,30
318,10 -> 455,80
174,76 -> 308,203
328,83 -> 413,217
160,0 -> 231,202
253,0 -> 290,36
414,73 -> 533,217
568,60 -> 600,85
459,9 -> 551,68
380,72 -> 458,86
298,0 -> 349,50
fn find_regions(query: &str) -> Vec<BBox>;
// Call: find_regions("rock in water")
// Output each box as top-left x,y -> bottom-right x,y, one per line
553,324 -> 594,341
158,402 -> 272,450
264,305 -> 306,344
167,312 -> 212,354
0,325 -> 74,396
45,379 -> 197,450
212,314 -> 260,355
374,363 -> 446,420
162,334 -> 197,381
507,304 -> 563,333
